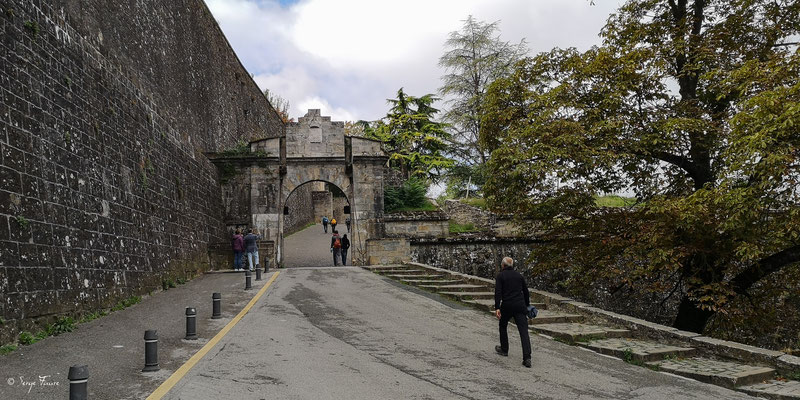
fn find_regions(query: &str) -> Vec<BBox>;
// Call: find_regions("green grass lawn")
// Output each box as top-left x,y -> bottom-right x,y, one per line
449,221 -> 479,233
459,197 -> 487,209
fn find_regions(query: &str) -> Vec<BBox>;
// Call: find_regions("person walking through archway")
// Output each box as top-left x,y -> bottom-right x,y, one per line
322,216 -> 329,233
494,256 -> 532,368
340,234 -> 350,265
345,216 -> 351,233
330,230 -> 342,266
330,217 -> 337,232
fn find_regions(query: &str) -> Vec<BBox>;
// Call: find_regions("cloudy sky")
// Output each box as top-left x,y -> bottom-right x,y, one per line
206,0 -> 624,122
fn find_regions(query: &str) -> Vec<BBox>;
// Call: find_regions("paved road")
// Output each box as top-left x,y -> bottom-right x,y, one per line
164,267 -> 755,399
284,223 -> 350,267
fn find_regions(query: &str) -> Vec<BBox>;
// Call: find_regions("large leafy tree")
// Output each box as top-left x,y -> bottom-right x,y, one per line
439,16 -> 527,195
483,0 -> 800,334
366,89 -> 453,182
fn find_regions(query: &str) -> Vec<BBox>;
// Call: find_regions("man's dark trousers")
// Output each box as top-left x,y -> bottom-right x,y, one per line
499,304 -> 531,359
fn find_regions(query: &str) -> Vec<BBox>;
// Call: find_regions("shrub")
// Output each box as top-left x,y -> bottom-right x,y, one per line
385,179 -> 428,212
18,331 -> 36,345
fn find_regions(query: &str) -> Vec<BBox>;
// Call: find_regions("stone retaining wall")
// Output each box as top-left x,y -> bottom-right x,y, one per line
284,184 -> 315,237
366,238 -> 410,265
0,0 -> 281,343
384,211 -> 449,238
410,236 -> 540,279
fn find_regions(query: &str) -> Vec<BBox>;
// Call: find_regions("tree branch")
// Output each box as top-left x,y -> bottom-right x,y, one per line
730,244 -> 800,295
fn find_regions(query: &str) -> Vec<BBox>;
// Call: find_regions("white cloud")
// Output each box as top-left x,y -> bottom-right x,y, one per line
207,0 -> 624,122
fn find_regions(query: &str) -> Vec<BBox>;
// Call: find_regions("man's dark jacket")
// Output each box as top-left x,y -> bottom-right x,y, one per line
494,267 -> 530,311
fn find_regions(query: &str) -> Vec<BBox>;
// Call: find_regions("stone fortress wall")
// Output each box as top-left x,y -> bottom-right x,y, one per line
0,0 -> 283,343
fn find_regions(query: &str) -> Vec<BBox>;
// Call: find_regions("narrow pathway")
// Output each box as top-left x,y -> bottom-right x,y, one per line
283,223 -> 351,267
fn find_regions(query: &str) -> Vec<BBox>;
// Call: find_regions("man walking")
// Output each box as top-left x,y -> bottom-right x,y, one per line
345,216 -> 351,233
330,230 -> 342,266
243,228 -> 261,271
494,257 -> 532,368
340,234 -> 350,265
330,217 -> 337,232
322,216 -> 329,233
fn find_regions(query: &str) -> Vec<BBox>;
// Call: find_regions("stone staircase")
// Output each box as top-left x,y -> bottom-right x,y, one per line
364,263 -> 800,399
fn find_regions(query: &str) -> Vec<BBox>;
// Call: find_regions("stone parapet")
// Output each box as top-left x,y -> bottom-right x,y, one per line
366,238 -> 410,265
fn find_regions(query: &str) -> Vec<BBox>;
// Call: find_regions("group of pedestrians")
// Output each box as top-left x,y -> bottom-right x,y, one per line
321,215 -> 350,234
322,215 -> 351,266
329,230 -> 350,266
231,228 -> 261,271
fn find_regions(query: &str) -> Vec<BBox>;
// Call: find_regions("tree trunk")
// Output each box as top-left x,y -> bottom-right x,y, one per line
673,294 -> 714,333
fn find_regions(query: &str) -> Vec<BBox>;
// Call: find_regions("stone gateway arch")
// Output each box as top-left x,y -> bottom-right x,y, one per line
209,110 -> 388,266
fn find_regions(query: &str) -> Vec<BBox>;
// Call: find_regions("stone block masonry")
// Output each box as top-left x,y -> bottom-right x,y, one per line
0,0 -> 282,343
410,237 -> 540,279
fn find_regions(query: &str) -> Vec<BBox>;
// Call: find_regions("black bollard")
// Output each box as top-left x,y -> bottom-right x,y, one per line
255,267 -> 262,281
185,307 -> 197,340
68,364 -> 89,400
142,330 -> 159,372
245,270 -> 252,290
264,259 -> 270,273
212,293 -> 221,319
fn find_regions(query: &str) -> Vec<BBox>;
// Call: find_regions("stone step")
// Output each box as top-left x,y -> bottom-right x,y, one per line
420,284 -> 491,292
528,310 -> 584,325
364,265 -> 408,271
375,269 -> 425,274
645,358 -> 775,389
739,379 -> 800,399
579,338 -> 696,362
438,291 -> 495,300
386,274 -> 444,279
469,300 -> 547,311
532,323 -> 627,343
400,279 -> 463,285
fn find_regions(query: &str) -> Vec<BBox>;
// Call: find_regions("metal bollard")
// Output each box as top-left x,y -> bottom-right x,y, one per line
212,293 -> 221,319
264,259 -> 270,273
142,330 -> 159,372
245,270 -> 252,290
68,364 -> 89,400
185,307 -> 197,340
255,267 -> 262,281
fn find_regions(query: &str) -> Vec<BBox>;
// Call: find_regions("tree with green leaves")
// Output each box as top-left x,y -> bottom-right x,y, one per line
366,89 -> 453,183
482,0 -> 800,335
439,16 -> 527,196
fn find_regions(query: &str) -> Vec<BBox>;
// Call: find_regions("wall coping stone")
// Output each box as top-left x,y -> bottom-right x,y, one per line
410,236 -> 542,245
384,211 -> 448,221
407,260 -> 798,374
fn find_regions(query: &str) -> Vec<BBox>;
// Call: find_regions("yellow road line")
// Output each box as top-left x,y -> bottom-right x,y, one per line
147,271 -> 281,400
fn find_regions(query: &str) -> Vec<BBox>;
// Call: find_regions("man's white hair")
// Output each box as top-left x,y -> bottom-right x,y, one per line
501,257 -> 514,268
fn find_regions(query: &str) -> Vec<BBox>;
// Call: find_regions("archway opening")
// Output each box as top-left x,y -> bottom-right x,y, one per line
282,180 -> 352,267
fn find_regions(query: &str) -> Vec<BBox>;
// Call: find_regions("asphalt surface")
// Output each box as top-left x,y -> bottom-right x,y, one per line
0,271 -> 269,399
163,267 -> 756,400
284,223 -> 351,267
